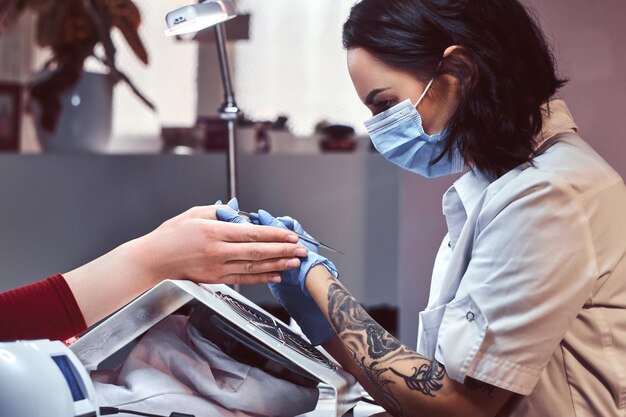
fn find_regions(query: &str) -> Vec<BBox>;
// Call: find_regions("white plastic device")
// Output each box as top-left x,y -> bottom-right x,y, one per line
0,339 -> 99,417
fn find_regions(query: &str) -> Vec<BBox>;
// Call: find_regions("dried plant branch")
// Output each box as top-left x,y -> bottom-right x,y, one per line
81,0 -> 116,67
2,0 -> 156,132
82,0 -> 154,111
105,0 -> 147,65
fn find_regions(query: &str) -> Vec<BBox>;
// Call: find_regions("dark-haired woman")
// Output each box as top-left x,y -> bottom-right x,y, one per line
219,1 -> 626,416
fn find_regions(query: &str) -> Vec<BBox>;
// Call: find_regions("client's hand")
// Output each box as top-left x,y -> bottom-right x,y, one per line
63,199 -> 309,328
223,209 -> 338,346
135,199 -> 308,285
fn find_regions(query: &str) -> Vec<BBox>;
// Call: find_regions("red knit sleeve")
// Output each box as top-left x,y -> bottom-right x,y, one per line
0,274 -> 87,341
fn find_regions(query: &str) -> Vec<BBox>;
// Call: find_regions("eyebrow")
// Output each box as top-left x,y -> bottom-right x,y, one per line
364,88 -> 390,106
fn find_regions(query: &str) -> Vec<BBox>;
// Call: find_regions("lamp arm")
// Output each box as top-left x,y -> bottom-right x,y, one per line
214,22 -> 238,113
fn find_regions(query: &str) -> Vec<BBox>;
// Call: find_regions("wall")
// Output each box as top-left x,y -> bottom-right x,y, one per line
397,0 -> 626,346
0,155 -> 225,291
526,0 -> 626,176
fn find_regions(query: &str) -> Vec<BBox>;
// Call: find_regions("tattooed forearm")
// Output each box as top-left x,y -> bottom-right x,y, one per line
327,281 -> 401,359
354,354 -> 404,417
366,322 -> 403,359
390,362 -> 445,396
326,279 -> 445,416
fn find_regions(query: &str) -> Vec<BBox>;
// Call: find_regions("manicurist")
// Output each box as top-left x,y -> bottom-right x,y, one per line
219,1 -> 626,415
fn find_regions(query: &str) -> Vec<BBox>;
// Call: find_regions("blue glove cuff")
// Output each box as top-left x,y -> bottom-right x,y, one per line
302,259 -> 339,296
269,283 -> 335,346
309,324 -> 335,346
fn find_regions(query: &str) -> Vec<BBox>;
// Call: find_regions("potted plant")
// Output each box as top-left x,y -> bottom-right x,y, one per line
0,0 -> 154,152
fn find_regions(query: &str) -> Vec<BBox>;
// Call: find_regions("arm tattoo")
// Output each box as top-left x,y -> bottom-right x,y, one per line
327,279 -> 445,416
390,362 -> 445,397
354,354 -> 404,417
328,280 -> 401,359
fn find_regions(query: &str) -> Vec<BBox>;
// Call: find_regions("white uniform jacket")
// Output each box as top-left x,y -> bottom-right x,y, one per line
416,100 -> 626,416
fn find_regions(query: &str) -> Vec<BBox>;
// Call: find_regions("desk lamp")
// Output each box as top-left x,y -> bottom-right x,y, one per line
165,0 -> 240,199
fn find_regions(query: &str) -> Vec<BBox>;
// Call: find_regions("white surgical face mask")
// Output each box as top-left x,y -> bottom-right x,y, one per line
364,77 -> 465,178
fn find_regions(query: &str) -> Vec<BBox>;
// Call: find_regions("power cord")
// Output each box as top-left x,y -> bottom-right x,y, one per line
100,406 -> 194,417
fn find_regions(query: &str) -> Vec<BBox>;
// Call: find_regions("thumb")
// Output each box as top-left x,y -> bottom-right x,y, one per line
227,198 -> 240,211
276,216 -> 296,231
247,212 -> 261,225
258,209 -> 287,229
216,208 -> 247,224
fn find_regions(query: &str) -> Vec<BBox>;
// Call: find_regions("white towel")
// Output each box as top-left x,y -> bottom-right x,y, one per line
92,315 -> 319,417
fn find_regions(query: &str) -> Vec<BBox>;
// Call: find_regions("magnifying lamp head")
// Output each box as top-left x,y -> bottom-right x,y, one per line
165,0 -> 238,36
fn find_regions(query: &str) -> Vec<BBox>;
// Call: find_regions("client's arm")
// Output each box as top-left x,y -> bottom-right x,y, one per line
0,202 -> 307,342
0,274 -> 86,341
65,204 -> 307,327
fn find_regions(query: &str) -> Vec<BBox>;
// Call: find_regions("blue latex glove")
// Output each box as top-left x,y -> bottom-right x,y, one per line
269,284 -> 334,346
215,206 -> 338,345
215,198 -> 247,224
259,210 -> 337,345
276,216 -> 314,248
255,210 -> 338,294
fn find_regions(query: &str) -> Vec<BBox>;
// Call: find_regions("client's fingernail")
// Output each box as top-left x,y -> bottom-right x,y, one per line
294,248 -> 308,257
271,275 -> 282,283
286,234 -> 299,243
286,258 -> 301,268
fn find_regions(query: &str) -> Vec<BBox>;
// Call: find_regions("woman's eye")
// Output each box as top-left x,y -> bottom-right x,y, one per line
375,100 -> 394,110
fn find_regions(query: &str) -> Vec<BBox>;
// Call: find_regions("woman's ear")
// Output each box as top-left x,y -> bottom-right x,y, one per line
441,45 -> 478,91
443,45 -> 461,59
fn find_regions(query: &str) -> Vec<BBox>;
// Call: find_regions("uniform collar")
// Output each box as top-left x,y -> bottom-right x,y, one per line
443,100 -> 578,238
443,171 -> 490,218
535,100 -> 578,150
442,171 -> 490,248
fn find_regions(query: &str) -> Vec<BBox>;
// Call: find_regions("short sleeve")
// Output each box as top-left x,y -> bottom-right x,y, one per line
435,178 -> 598,395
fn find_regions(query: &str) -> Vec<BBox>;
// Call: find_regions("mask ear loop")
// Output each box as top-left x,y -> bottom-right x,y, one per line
414,61 -> 444,108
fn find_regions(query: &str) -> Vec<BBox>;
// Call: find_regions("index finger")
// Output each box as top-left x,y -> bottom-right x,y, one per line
220,222 -> 299,243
